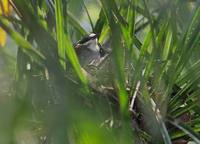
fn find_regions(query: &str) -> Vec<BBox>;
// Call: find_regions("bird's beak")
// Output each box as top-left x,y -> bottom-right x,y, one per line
75,43 -> 82,48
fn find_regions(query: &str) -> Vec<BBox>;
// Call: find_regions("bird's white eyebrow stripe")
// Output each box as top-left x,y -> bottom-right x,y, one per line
77,33 -> 97,44
89,33 -> 96,37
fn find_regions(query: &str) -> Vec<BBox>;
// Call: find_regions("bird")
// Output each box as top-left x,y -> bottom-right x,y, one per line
74,33 -> 105,67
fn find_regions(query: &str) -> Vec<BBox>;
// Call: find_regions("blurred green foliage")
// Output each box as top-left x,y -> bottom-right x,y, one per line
0,0 -> 200,144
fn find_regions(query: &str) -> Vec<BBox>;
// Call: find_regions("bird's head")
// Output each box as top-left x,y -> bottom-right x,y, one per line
76,33 -> 100,52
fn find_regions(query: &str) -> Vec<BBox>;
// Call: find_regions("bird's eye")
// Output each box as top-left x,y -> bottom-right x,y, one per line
100,48 -> 105,57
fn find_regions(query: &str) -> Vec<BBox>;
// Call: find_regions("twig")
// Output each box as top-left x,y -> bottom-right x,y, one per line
129,69 -> 145,112
9,0 -> 22,18
129,80 -> 141,112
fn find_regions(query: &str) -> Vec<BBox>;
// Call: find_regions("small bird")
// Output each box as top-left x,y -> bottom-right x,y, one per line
74,33 -> 105,67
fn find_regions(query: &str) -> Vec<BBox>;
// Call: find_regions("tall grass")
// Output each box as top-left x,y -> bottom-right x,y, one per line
0,0 -> 200,143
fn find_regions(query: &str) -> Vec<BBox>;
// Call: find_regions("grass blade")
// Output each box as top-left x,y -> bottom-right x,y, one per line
54,0 -> 87,84
168,119 -> 200,144
0,16 -> 45,65
67,12 -> 88,36
55,0 -> 66,69
83,0 -> 94,32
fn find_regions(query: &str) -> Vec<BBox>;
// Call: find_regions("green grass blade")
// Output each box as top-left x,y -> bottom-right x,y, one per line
94,9 -> 106,34
170,101 -> 197,118
168,119 -> 200,143
160,121 -> 172,144
171,127 -> 200,140
55,0 -> 66,69
67,12 -> 88,36
65,35 -> 88,84
54,0 -> 87,84
83,1 -> 94,32
127,0 -> 135,39
0,16 -> 45,65
162,28 -> 172,61
100,0 -> 128,113
99,24 -> 109,43
173,5 -> 200,80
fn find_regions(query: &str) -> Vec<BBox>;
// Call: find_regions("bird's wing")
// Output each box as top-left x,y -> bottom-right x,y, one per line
74,44 -> 91,57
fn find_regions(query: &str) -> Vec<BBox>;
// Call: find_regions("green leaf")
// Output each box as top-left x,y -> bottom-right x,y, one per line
0,16 -> 45,65
55,0 -> 66,69
54,0 -> 87,84
100,0 -> 128,113
168,119 -> 200,143
94,9 -> 106,34
67,12 -> 88,36
65,35 -> 88,84
83,1 -> 94,32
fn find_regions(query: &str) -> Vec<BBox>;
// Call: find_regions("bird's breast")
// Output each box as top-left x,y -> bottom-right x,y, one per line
77,48 -> 101,66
